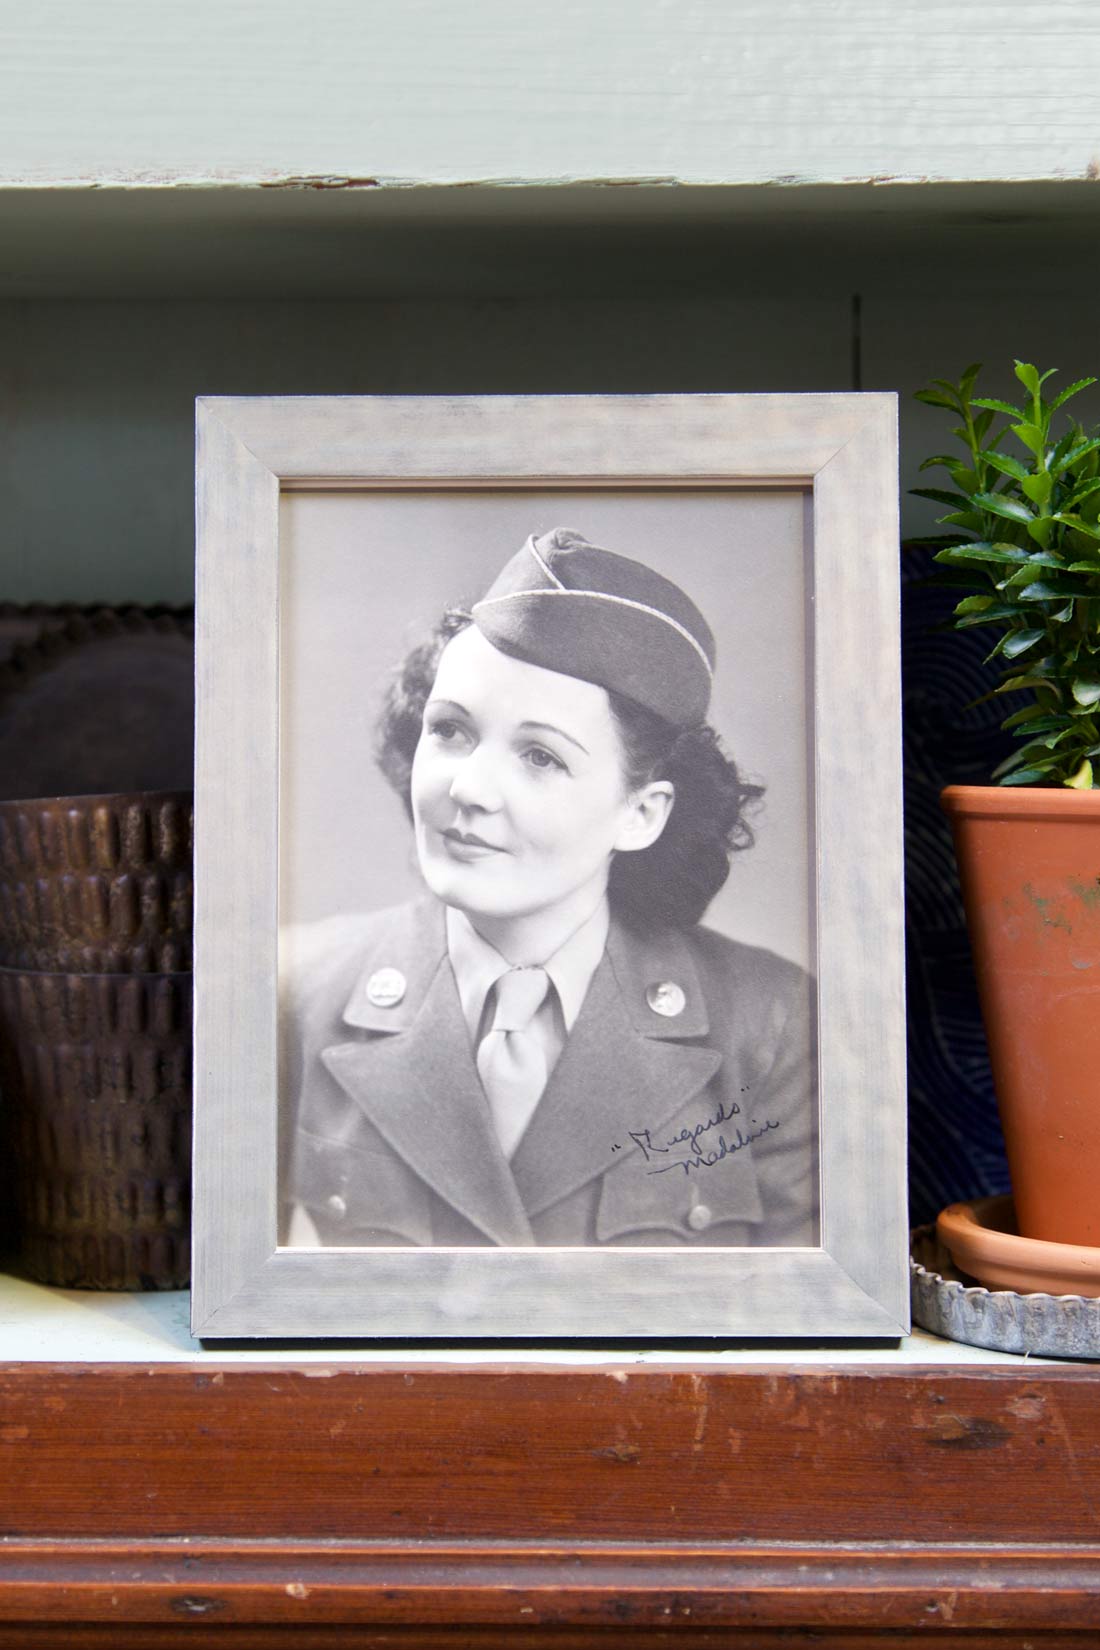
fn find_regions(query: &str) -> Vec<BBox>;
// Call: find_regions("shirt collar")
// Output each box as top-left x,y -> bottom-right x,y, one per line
445,898 -> 610,1038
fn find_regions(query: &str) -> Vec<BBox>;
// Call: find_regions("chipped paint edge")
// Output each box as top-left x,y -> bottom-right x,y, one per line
3,165 -> 1100,192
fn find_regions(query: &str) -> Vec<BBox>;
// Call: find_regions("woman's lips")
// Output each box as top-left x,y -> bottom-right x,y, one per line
440,828 -> 507,861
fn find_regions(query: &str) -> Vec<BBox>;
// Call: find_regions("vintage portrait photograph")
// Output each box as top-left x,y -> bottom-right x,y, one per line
277,489 -> 819,1253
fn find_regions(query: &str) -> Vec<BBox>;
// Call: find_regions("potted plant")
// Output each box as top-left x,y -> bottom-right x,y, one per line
914,360 -> 1100,1249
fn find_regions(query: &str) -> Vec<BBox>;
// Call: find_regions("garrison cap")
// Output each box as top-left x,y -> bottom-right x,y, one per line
470,528 -> 715,727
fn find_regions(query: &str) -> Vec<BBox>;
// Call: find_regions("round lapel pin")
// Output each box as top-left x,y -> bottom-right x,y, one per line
646,980 -> 686,1018
366,967 -> 406,1008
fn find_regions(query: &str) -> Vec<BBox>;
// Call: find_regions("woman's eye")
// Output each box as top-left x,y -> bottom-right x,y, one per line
426,717 -> 468,746
522,745 -> 567,774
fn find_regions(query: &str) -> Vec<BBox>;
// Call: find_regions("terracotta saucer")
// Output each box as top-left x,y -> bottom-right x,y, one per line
937,1196 -> 1100,1298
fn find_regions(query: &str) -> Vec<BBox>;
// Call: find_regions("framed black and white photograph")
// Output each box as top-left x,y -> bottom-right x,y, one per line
191,392 -> 907,1340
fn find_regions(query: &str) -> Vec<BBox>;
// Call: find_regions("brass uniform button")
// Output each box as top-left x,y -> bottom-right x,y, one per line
646,980 -> 686,1018
366,967 -> 406,1008
687,1203 -> 713,1233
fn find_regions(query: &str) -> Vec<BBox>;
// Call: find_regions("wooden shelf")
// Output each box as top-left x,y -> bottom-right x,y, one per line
0,1274 -> 1097,1642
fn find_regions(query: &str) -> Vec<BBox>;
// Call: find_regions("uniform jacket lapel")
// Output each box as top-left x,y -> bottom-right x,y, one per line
319,900 -> 535,1248
510,918 -> 721,1219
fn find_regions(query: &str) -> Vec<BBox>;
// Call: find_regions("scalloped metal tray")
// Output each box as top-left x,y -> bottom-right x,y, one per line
911,1225 -> 1100,1361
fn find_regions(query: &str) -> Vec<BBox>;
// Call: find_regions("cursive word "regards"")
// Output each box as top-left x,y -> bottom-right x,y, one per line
628,1111 -> 781,1176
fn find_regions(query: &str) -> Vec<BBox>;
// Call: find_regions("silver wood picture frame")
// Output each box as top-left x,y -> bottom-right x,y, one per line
191,392 -> 906,1340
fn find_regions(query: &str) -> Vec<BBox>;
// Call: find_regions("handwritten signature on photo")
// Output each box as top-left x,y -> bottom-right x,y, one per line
624,1098 -> 780,1177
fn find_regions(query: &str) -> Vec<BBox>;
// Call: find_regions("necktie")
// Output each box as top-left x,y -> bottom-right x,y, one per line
477,967 -> 551,1159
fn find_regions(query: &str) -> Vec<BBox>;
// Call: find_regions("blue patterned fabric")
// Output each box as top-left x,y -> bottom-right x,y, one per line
902,545 -> 1011,1224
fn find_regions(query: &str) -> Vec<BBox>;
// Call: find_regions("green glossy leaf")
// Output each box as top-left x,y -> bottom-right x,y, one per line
1049,430 -> 1079,469
1000,766 -> 1060,786
940,510 -> 987,532
911,487 -> 974,509
1067,560 -> 1100,572
1050,377 -> 1098,412
1022,726 -> 1077,746
1021,551 -> 1067,568
972,410 -> 994,442
1013,580 -> 1085,601
955,606 -> 1024,627
935,543 -> 1030,567
1011,422 -> 1046,458
1052,513 -> 1100,539
1016,731 -> 1073,757
1025,518 -> 1054,549
997,564 -> 1053,589
1065,758 -> 1095,789
1000,705 -> 1057,730
1022,472 -> 1054,506
999,563 -> 1081,590
982,450 -> 1030,482
992,747 -> 1038,778
917,454 -> 962,474
1013,361 -> 1045,396
972,492 -> 1034,524
972,396 -> 1024,419
998,673 -> 1055,693
1052,436 -> 1100,475
914,390 -> 959,412
1063,476 -> 1100,509
1072,678 -> 1100,707
1002,629 -> 1047,658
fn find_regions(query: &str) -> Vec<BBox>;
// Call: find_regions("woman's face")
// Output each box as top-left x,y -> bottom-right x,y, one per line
410,625 -> 669,944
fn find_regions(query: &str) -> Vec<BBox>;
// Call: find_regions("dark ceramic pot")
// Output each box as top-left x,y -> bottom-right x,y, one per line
0,792 -> 192,972
0,967 -> 192,1289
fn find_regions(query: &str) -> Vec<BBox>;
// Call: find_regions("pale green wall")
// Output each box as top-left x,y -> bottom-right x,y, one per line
3,285 -> 1100,604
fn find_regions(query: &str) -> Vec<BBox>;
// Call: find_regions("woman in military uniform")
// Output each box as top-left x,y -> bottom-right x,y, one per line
283,528 -> 817,1249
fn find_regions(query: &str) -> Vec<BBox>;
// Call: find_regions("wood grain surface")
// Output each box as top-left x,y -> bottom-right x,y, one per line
1,1361 -> 1099,1640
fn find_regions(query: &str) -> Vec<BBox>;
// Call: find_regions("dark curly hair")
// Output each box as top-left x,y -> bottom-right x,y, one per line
375,611 -> 763,933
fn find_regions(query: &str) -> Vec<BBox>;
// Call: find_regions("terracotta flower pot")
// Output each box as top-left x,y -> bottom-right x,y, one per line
942,785 -> 1100,1247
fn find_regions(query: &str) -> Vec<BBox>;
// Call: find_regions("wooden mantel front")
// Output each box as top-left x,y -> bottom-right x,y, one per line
1,1359 -> 1099,1644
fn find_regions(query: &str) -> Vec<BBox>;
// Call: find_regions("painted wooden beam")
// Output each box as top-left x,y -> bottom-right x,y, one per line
2,0 -> 1100,189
